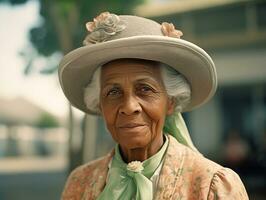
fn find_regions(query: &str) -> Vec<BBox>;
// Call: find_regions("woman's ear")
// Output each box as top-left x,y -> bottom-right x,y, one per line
166,97 -> 176,115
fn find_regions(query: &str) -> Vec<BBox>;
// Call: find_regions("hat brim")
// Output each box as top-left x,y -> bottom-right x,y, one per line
58,35 -> 217,115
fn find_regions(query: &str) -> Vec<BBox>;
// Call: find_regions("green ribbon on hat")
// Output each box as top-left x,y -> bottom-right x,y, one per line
97,135 -> 169,200
163,111 -> 199,152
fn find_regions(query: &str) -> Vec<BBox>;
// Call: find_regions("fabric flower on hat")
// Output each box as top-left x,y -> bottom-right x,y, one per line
83,12 -> 126,45
161,22 -> 183,39
127,161 -> 144,173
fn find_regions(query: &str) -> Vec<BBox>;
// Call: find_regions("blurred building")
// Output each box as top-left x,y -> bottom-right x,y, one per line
0,96 -> 68,157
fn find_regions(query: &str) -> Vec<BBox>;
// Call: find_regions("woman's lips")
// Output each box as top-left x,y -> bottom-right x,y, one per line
117,123 -> 147,132
118,123 -> 146,128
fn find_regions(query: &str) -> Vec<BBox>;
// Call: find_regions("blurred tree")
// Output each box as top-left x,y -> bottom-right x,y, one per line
36,112 -> 59,128
0,0 -> 144,172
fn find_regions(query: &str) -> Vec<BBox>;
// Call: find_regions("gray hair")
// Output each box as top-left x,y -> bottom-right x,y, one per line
84,63 -> 191,114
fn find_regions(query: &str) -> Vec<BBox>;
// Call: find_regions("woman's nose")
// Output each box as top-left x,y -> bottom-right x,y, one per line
119,95 -> 142,115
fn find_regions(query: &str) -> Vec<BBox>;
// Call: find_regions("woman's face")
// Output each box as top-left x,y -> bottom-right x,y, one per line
99,59 -> 175,153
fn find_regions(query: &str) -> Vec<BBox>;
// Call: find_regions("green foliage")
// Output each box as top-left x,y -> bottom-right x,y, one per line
36,112 -> 59,128
30,22 -> 60,56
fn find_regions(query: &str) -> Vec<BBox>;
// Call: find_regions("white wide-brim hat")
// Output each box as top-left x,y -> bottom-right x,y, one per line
58,13 -> 217,115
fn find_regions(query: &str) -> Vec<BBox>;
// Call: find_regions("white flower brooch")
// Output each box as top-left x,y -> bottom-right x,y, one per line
83,11 -> 126,45
127,161 -> 144,173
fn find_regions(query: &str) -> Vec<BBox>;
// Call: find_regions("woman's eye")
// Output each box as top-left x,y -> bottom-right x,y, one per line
141,86 -> 152,92
107,88 -> 120,96
138,85 -> 154,93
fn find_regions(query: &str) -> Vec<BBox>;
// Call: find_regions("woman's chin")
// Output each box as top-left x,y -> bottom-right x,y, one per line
117,129 -> 151,149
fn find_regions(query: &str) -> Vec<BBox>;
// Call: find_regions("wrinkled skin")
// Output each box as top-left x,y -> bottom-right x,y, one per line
99,59 -> 175,163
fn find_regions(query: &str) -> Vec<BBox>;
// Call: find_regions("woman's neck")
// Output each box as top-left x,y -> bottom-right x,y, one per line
120,135 -> 164,163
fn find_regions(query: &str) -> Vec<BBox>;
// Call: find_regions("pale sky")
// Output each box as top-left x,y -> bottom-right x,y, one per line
0,1 -> 83,118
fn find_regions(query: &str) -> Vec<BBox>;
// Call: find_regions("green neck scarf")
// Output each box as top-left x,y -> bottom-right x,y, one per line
97,135 -> 169,200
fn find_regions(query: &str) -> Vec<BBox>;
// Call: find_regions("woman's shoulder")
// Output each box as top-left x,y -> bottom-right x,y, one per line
61,150 -> 114,200
165,135 -> 249,199
185,148 -> 248,199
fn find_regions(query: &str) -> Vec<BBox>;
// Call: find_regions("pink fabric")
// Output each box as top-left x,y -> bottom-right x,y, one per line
62,135 -> 249,200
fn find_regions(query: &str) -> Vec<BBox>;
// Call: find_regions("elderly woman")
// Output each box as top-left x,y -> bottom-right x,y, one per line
59,12 -> 249,200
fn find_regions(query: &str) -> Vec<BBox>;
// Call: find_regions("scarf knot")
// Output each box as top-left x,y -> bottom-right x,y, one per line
127,161 -> 144,177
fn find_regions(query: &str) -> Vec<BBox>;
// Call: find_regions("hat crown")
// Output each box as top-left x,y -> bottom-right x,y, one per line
84,15 -> 164,45
111,15 -> 163,39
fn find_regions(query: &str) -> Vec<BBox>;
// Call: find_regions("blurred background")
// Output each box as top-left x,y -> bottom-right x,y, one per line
0,0 -> 265,199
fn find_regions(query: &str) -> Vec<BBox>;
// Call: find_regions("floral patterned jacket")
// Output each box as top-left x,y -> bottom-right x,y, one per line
61,135 -> 249,200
